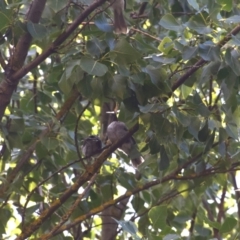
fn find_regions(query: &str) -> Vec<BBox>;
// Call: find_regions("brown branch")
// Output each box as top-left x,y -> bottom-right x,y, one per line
0,0 -> 108,121
22,147 -> 105,227
131,27 -> 161,42
130,188 -> 191,222
15,123 -> 139,240
100,101 -> 118,240
202,198 -> 220,239
217,185 -> 227,223
189,210 -> 197,235
138,2 -> 148,16
171,24 -> 240,93
101,196 -> 130,240
49,155 -> 239,237
0,0 -> 47,119
11,0 -> 107,82
40,173 -> 99,240
0,89 -> 81,198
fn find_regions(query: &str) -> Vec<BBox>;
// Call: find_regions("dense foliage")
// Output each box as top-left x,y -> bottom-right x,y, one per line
0,0 -> 239,239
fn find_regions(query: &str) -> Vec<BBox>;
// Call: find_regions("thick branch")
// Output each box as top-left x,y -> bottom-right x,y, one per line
49,155 -> 237,237
11,0 -> 107,82
16,123 -> 139,240
41,173 -> 99,240
171,24 -> 240,92
0,0 -> 47,119
0,0 -> 107,121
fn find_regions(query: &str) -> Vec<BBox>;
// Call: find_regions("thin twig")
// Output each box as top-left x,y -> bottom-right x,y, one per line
41,173 -> 98,239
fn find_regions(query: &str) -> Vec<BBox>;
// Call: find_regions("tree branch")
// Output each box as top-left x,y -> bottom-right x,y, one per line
0,0 -> 108,121
41,173 -> 99,240
171,24 -> 240,93
0,0 -> 47,119
15,123 -> 139,240
0,89 -> 81,198
49,158 -> 239,237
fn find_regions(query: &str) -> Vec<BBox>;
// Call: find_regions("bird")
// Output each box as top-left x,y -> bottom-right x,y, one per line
110,0 -> 127,34
106,121 -> 143,168
81,135 -> 102,160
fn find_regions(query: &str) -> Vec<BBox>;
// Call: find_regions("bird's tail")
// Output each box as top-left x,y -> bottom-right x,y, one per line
113,9 -> 127,34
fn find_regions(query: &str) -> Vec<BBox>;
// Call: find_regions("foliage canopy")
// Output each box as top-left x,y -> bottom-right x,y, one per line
0,0 -> 239,239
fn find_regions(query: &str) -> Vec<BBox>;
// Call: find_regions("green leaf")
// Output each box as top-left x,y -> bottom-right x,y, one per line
193,92 -> 210,117
186,15 -> 212,34
111,39 -> 141,64
204,129 -> 215,153
200,61 -> 221,85
80,56 -> 108,76
217,0 -> 233,11
0,9 -> 11,31
151,114 -> 173,142
38,91 -> 52,104
182,46 -> 198,60
111,75 -> 129,99
159,14 -> 184,32
220,217 -> 237,233
94,14 -> 113,32
225,122 -> 238,139
115,220 -> 138,236
36,142 -> 49,159
58,61 -> 83,94
41,137 -> 59,151
143,65 -> 168,90
87,38 -> 107,57
188,117 -> 201,140
163,234 -> 181,240
172,106 -> 191,127
198,120 -> 210,142
231,34 -> 240,46
8,132 -> 23,148
222,15 -> 240,24
187,0 -> 199,11
195,225 -> 211,236
47,0 -> 67,12
27,21 -> 48,39
149,135 -> 161,154
198,42 -> 221,61
152,55 -> 176,64
225,49 -> 240,76
148,206 -> 167,230
158,37 -> 174,54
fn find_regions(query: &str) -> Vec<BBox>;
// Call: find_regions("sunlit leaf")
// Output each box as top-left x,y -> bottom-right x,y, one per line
149,206 -> 167,230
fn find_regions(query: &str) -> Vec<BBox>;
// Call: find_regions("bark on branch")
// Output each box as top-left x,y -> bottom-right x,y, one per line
0,0 -> 47,119
16,123 -> 139,240
0,0 -> 108,121
49,157 -> 238,238
0,89 -> 80,197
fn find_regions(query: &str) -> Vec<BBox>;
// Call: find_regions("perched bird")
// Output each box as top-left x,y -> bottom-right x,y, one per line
106,121 -> 143,168
81,135 -> 102,160
110,0 -> 127,34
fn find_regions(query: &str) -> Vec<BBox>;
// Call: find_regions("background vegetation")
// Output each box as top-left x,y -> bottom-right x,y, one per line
0,0 -> 239,239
